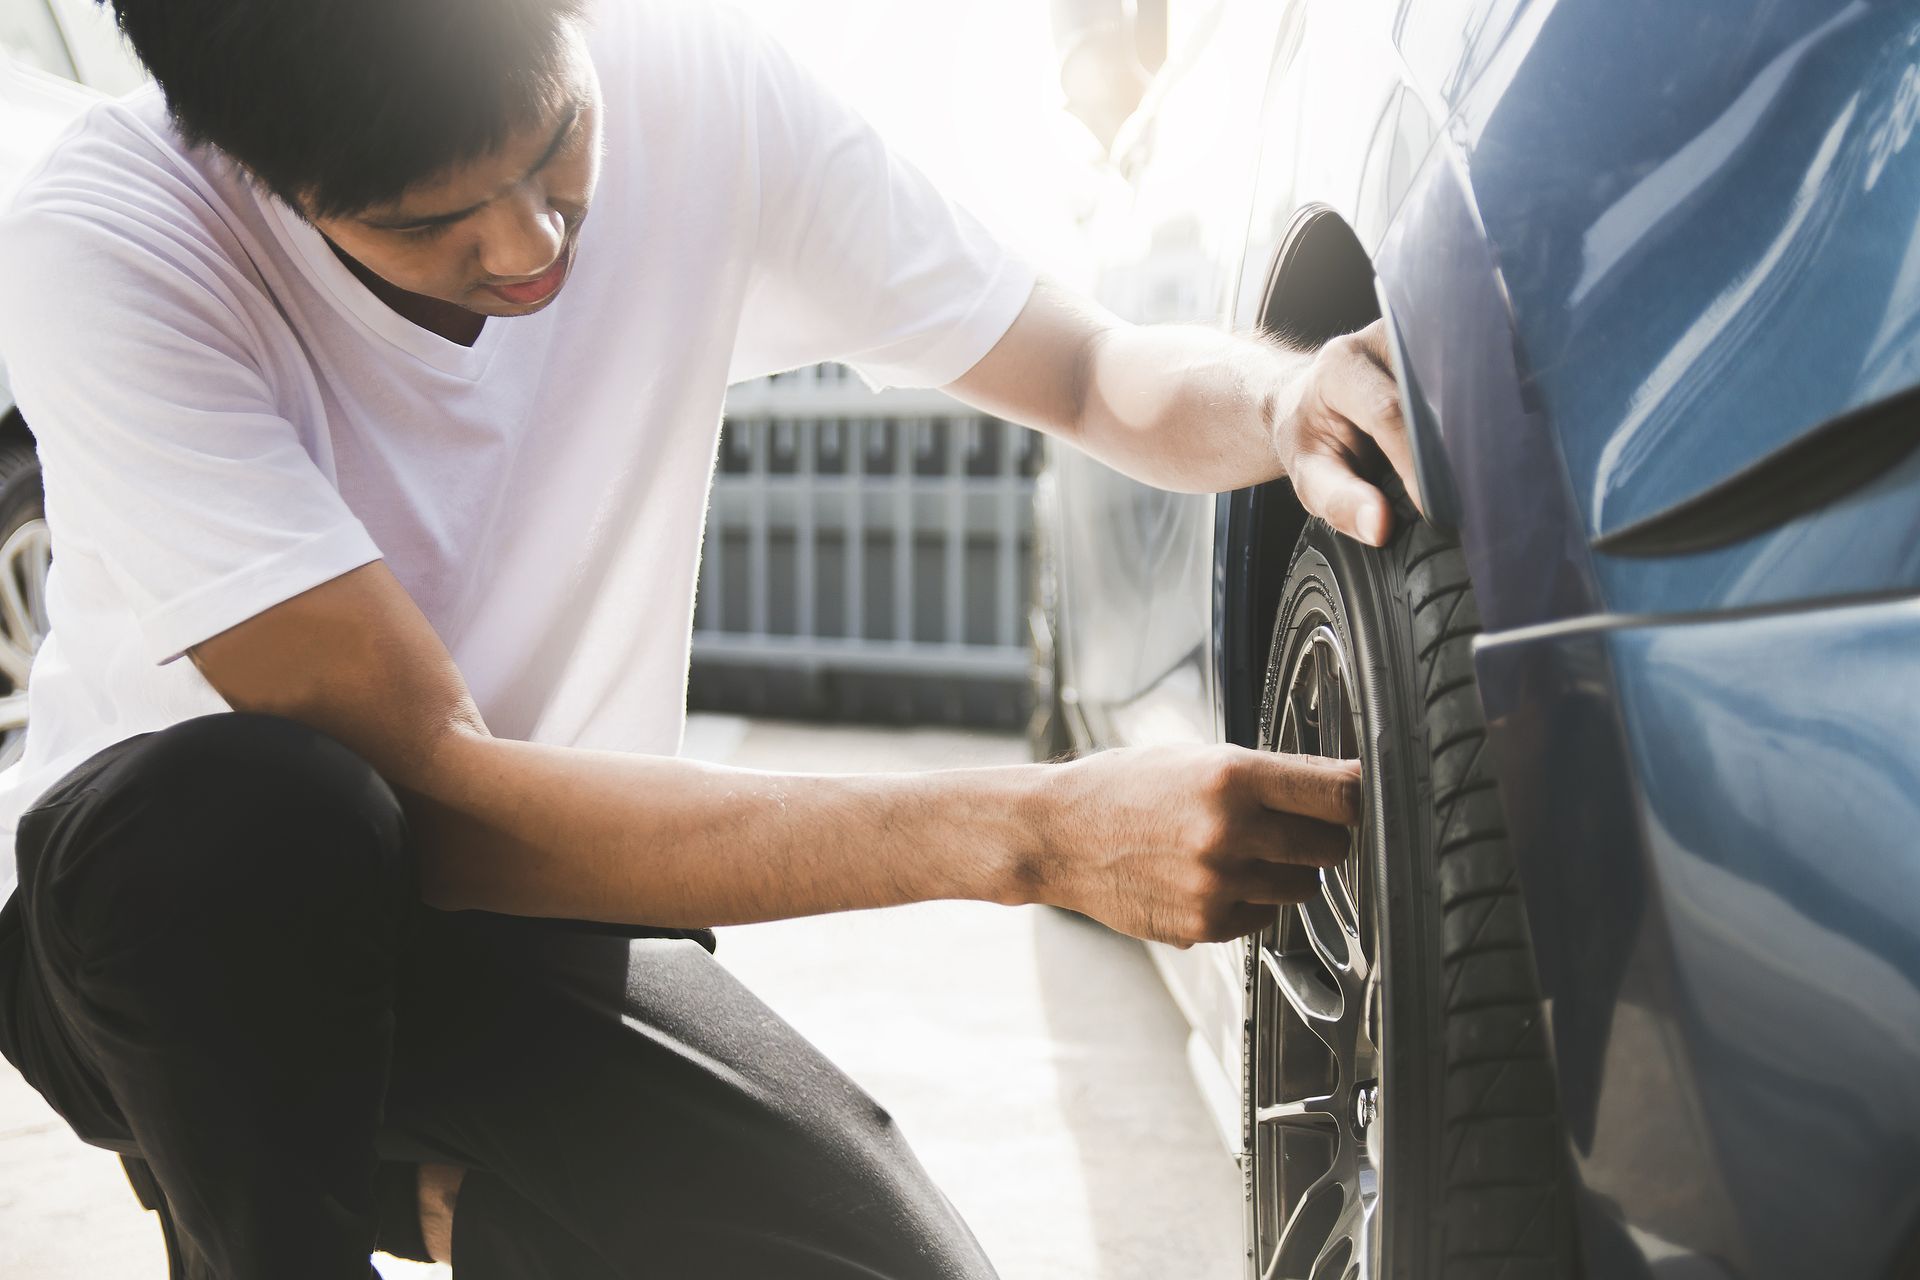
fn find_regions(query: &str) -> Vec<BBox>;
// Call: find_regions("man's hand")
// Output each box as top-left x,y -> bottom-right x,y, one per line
1274,317 -> 1420,548
1032,744 -> 1361,948
946,281 -> 1421,542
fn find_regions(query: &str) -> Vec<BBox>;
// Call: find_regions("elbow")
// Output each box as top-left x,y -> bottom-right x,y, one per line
400,719 -> 498,913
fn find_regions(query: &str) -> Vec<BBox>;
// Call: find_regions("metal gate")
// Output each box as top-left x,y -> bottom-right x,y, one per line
690,364 -> 1039,726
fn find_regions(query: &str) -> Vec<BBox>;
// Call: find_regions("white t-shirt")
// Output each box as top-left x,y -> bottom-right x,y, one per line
0,0 -> 1036,906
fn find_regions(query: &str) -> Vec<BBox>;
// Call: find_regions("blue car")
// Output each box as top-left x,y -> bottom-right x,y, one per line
1033,2 -> 1920,1277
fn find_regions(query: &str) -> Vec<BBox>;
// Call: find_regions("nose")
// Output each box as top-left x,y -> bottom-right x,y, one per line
478,185 -> 565,283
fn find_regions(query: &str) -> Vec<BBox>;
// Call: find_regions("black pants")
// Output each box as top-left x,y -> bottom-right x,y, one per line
0,712 -> 997,1278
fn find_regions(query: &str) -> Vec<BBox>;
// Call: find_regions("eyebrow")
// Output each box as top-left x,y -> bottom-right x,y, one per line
363,101 -> 584,230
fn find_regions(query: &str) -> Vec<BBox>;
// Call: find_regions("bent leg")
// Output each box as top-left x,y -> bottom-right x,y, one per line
11,712 -> 412,1278
379,910 -> 998,1279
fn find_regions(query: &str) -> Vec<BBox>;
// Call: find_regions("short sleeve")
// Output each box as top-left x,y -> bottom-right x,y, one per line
0,206 -> 382,665
726,18 -> 1038,390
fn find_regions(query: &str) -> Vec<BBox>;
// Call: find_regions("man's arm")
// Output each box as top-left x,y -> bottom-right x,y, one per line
945,278 -> 1419,546
191,561 -> 1359,947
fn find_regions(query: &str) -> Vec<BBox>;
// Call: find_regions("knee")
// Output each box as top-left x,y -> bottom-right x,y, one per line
52,713 -> 411,927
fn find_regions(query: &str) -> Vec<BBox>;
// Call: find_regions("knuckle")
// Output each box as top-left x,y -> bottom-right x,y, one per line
1202,750 -> 1241,797
1182,864 -> 1224,902
1312,822 -> 1353,867
1186,808 -> 1235,857
1188,909 -> 1222,946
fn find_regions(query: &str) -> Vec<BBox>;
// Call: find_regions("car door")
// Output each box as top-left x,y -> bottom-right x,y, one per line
1058,0 -> 1287,755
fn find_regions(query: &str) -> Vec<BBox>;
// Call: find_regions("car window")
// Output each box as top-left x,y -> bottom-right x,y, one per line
0,0 -> 76,81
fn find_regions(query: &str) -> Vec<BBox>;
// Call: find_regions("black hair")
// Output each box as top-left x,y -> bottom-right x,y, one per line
97,0 -> 595,221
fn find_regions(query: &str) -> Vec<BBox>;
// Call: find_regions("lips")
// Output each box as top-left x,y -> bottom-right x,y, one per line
487,248 -> 569,304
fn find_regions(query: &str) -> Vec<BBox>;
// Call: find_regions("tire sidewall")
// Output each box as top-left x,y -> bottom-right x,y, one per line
1243,519 -> 1445,1280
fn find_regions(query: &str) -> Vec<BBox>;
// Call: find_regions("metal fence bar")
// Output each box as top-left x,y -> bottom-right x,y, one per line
945,420 -> 966,646
747,421 -> 771,638
699,445 -> 724,633
997,421 -> 1020,647
795,419 -> 815,641
695,633 -> 1028,677
893,418 -> 914,647
696,369 -> 1040,714
847,418 -> 865,641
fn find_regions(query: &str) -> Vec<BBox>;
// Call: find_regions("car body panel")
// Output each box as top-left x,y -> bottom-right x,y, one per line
1056,0 -> 1920,1274
1450,0 -> 1920,618
1058,0 -> 1300,760
1476,600 -> 1920,1279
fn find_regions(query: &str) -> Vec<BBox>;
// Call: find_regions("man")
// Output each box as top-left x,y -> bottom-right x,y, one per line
0,0 -> 1415,1274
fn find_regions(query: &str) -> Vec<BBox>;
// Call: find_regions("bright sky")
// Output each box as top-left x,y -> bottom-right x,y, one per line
727,0 -> 1101,283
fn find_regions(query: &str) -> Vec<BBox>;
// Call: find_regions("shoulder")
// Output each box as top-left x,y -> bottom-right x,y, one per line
1,87 -> 264,335
7,83 -> 225,222
2,85 -> 254,293
586,0 -> 781,125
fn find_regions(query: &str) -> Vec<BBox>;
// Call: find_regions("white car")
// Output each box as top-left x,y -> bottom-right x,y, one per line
0,0 -> 146,766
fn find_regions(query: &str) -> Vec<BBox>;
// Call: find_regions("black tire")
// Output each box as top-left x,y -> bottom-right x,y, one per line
0,436 -> 41,540
0,433 -> 46,770
1243,507 -> 1573,1279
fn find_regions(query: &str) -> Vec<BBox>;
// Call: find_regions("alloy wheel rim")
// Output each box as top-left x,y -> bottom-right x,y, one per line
1251,615 -> 1383,1280
0,517 -> 51,769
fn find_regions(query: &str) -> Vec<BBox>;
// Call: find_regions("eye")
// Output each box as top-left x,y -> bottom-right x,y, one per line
400,222 -> 451,242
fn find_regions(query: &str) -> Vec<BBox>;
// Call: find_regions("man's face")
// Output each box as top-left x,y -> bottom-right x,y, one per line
303,23 -> 603,317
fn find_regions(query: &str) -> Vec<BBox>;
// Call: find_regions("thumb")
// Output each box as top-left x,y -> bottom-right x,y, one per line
1291,452 -> 1393,547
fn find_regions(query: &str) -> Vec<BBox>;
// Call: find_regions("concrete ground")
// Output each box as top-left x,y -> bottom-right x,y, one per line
0,716 -> 1244,1278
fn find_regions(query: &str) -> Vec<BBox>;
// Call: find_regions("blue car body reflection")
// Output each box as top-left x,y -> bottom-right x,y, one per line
1051,1 -> 1920,1274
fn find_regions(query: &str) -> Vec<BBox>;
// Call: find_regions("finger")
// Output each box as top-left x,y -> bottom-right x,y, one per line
1323,328 -> 1424,519
1239,751 -> 1362,825
1250,811 -> 1351,868
1208,901 -> 1286,943
1290,450 -> 1394,548
1234,862 -> 1325,906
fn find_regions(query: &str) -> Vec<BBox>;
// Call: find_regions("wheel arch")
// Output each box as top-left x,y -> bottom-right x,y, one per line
1215,205 -> 1378,748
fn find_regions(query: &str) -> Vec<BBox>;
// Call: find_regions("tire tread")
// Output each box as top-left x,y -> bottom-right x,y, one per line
1388,506 -> 1572,1278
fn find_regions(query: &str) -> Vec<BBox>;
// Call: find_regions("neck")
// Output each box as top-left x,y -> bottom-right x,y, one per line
321,235 -> 487,348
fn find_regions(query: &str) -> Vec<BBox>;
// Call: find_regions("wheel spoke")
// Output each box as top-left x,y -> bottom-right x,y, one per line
1284,676 -> 1314,754
0,637 -> 30,688
1307,1187 -> 1363,1280
0,690 -> 26,732
1256,1093 -> 1339,1128
1262,942 -> 1342,1024
1298,890 -> 1354,979
1322,870 -> 1371,983
1355,1170 -> 1381,1280
1316,636 -> 1342,760
0,526 -> 39,636
0,520 -> 50,689
0,582 -> 32,685
1268,1168 -> 1342,1280
22,527 -> 47,619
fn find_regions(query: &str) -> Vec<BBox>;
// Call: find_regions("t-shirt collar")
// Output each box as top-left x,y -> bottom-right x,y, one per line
261,189 -> 508,381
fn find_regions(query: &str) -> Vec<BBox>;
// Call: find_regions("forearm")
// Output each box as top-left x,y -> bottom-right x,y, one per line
952,278 -> 1411,538
1073,321 -> 1310,493
192,561 -> 1367,949
405,729 -> 1049,926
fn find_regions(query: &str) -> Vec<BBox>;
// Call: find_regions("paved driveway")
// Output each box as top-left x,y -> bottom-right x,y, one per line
0,717 -> 1242,1278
